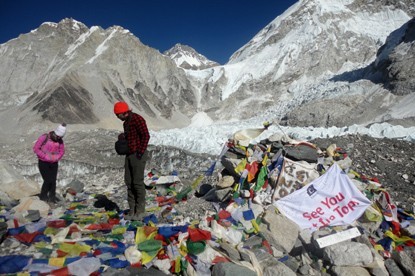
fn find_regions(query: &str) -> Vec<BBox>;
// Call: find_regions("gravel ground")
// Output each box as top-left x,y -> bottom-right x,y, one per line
1,134 -> 414,266
174,134 -> 415,219
310,134 -> 415,210
2,132 -> 413,218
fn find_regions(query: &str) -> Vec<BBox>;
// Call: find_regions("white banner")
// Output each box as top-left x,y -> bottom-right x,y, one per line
274,163 -> 371,231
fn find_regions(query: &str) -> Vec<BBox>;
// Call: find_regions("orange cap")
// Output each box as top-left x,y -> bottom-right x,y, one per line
114,102 -> 129,114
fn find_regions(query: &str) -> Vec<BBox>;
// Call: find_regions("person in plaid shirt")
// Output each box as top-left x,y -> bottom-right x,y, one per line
114,102 -> 150,221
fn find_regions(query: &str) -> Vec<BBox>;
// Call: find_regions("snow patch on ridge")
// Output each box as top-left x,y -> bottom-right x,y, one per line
65,27 -> 99,58
87,29 -> 117,64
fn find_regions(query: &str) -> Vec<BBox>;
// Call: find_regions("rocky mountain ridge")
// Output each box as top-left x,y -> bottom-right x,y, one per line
194,0 -> 415,125
0,18 -> 198,135
0,1 -> 414,141
284,17 -> 415,127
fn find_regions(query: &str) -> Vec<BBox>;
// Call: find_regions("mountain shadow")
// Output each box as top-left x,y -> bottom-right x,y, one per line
330,17 -> 415,96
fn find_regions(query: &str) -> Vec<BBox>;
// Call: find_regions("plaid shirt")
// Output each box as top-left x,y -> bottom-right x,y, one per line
124,112 -> 150,155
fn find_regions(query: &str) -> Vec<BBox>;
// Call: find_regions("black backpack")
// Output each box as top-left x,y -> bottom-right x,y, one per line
115,124 -> 130,155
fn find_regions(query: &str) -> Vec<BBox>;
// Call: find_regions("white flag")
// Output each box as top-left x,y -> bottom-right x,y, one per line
275,163 -> 371,231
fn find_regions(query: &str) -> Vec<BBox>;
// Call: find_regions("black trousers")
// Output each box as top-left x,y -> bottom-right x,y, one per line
125,151 -> 148,214
38,160 -> 58,201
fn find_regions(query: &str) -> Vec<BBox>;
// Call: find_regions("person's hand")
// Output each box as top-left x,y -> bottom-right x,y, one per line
118,133 -> 126,140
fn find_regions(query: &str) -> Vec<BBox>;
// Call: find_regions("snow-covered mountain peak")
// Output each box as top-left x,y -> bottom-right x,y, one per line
47,18 -> 88,32
0,0 -> 414,140
216,0 -> 412,101
58,18 -> 87,30
33,18 -> 90,42
164,43 -> 219,70
185,0 -> 414,127
229,0 -> 411,65
38,22 -> 58,29
37,18 -> 85,30
106,25 -> 132,35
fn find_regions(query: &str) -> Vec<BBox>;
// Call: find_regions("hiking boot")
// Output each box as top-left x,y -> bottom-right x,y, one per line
39,195 -> 48,202
47,201 -> 57,208
131,213 -> 145,221
124,211 -> 135,220
48,197 -> 60,204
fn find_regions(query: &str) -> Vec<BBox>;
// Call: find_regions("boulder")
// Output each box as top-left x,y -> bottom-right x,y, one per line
0,190 -> 17,208
12,196 -> 50,218
240,248 -> 296,276
220,157 -> 240,178
280,255 -> 300,273
298,263 -> 320,275
202,187 -> 233,202
126,265 -> 170,275
392,247 -> 415,276
217,175 -> 234,189
220,242 -> 241,261
355,234 -> 389,276
263,262 -> 297,276
65,179 -> 85,194
323,241 -> 373,266
331,266 -> 371,276
284,144 -> 318,163
384,259 -> 405,276
219,188 -> 233,202
212,262 -> 256,276
260,206 -> 300,253
0,161 -> 40,200
403,220 -> 415,236
243,235 -> 263,249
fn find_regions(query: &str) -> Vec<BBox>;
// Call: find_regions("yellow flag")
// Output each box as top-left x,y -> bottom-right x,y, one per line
385,230 -> 414,244
49,257 -> 66,267
191,175 -> 205,190
262,146 -> 271,166
235,158 -> 247,174
175,256 -> 181,273
112,226 -> 127,235
251,220 -> 260,233
135,226 -> 157,244
59,243 -> 91,256
141,252 -> 155,265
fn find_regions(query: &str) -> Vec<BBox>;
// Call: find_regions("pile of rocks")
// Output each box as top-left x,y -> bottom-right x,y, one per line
0,133 -> 414,275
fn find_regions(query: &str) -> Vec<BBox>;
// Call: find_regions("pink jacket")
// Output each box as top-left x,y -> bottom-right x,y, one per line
33,133 -> 65,163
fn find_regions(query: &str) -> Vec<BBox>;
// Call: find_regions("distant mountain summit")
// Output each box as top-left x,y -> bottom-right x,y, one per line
0,18 -> 198,132
164,44 -> 219,70
191,0 -> 415,126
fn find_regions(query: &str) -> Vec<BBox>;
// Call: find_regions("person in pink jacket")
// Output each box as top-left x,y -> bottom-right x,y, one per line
33,123 -> 66,203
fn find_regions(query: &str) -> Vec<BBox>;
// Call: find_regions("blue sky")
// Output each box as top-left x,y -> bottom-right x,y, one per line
0,0 -> 298,64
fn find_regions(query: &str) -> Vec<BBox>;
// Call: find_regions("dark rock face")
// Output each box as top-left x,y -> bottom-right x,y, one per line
374,18 -> 415,96
283,16 -> 415,129
31,81 -> 98,124
311,134 -> 415,210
